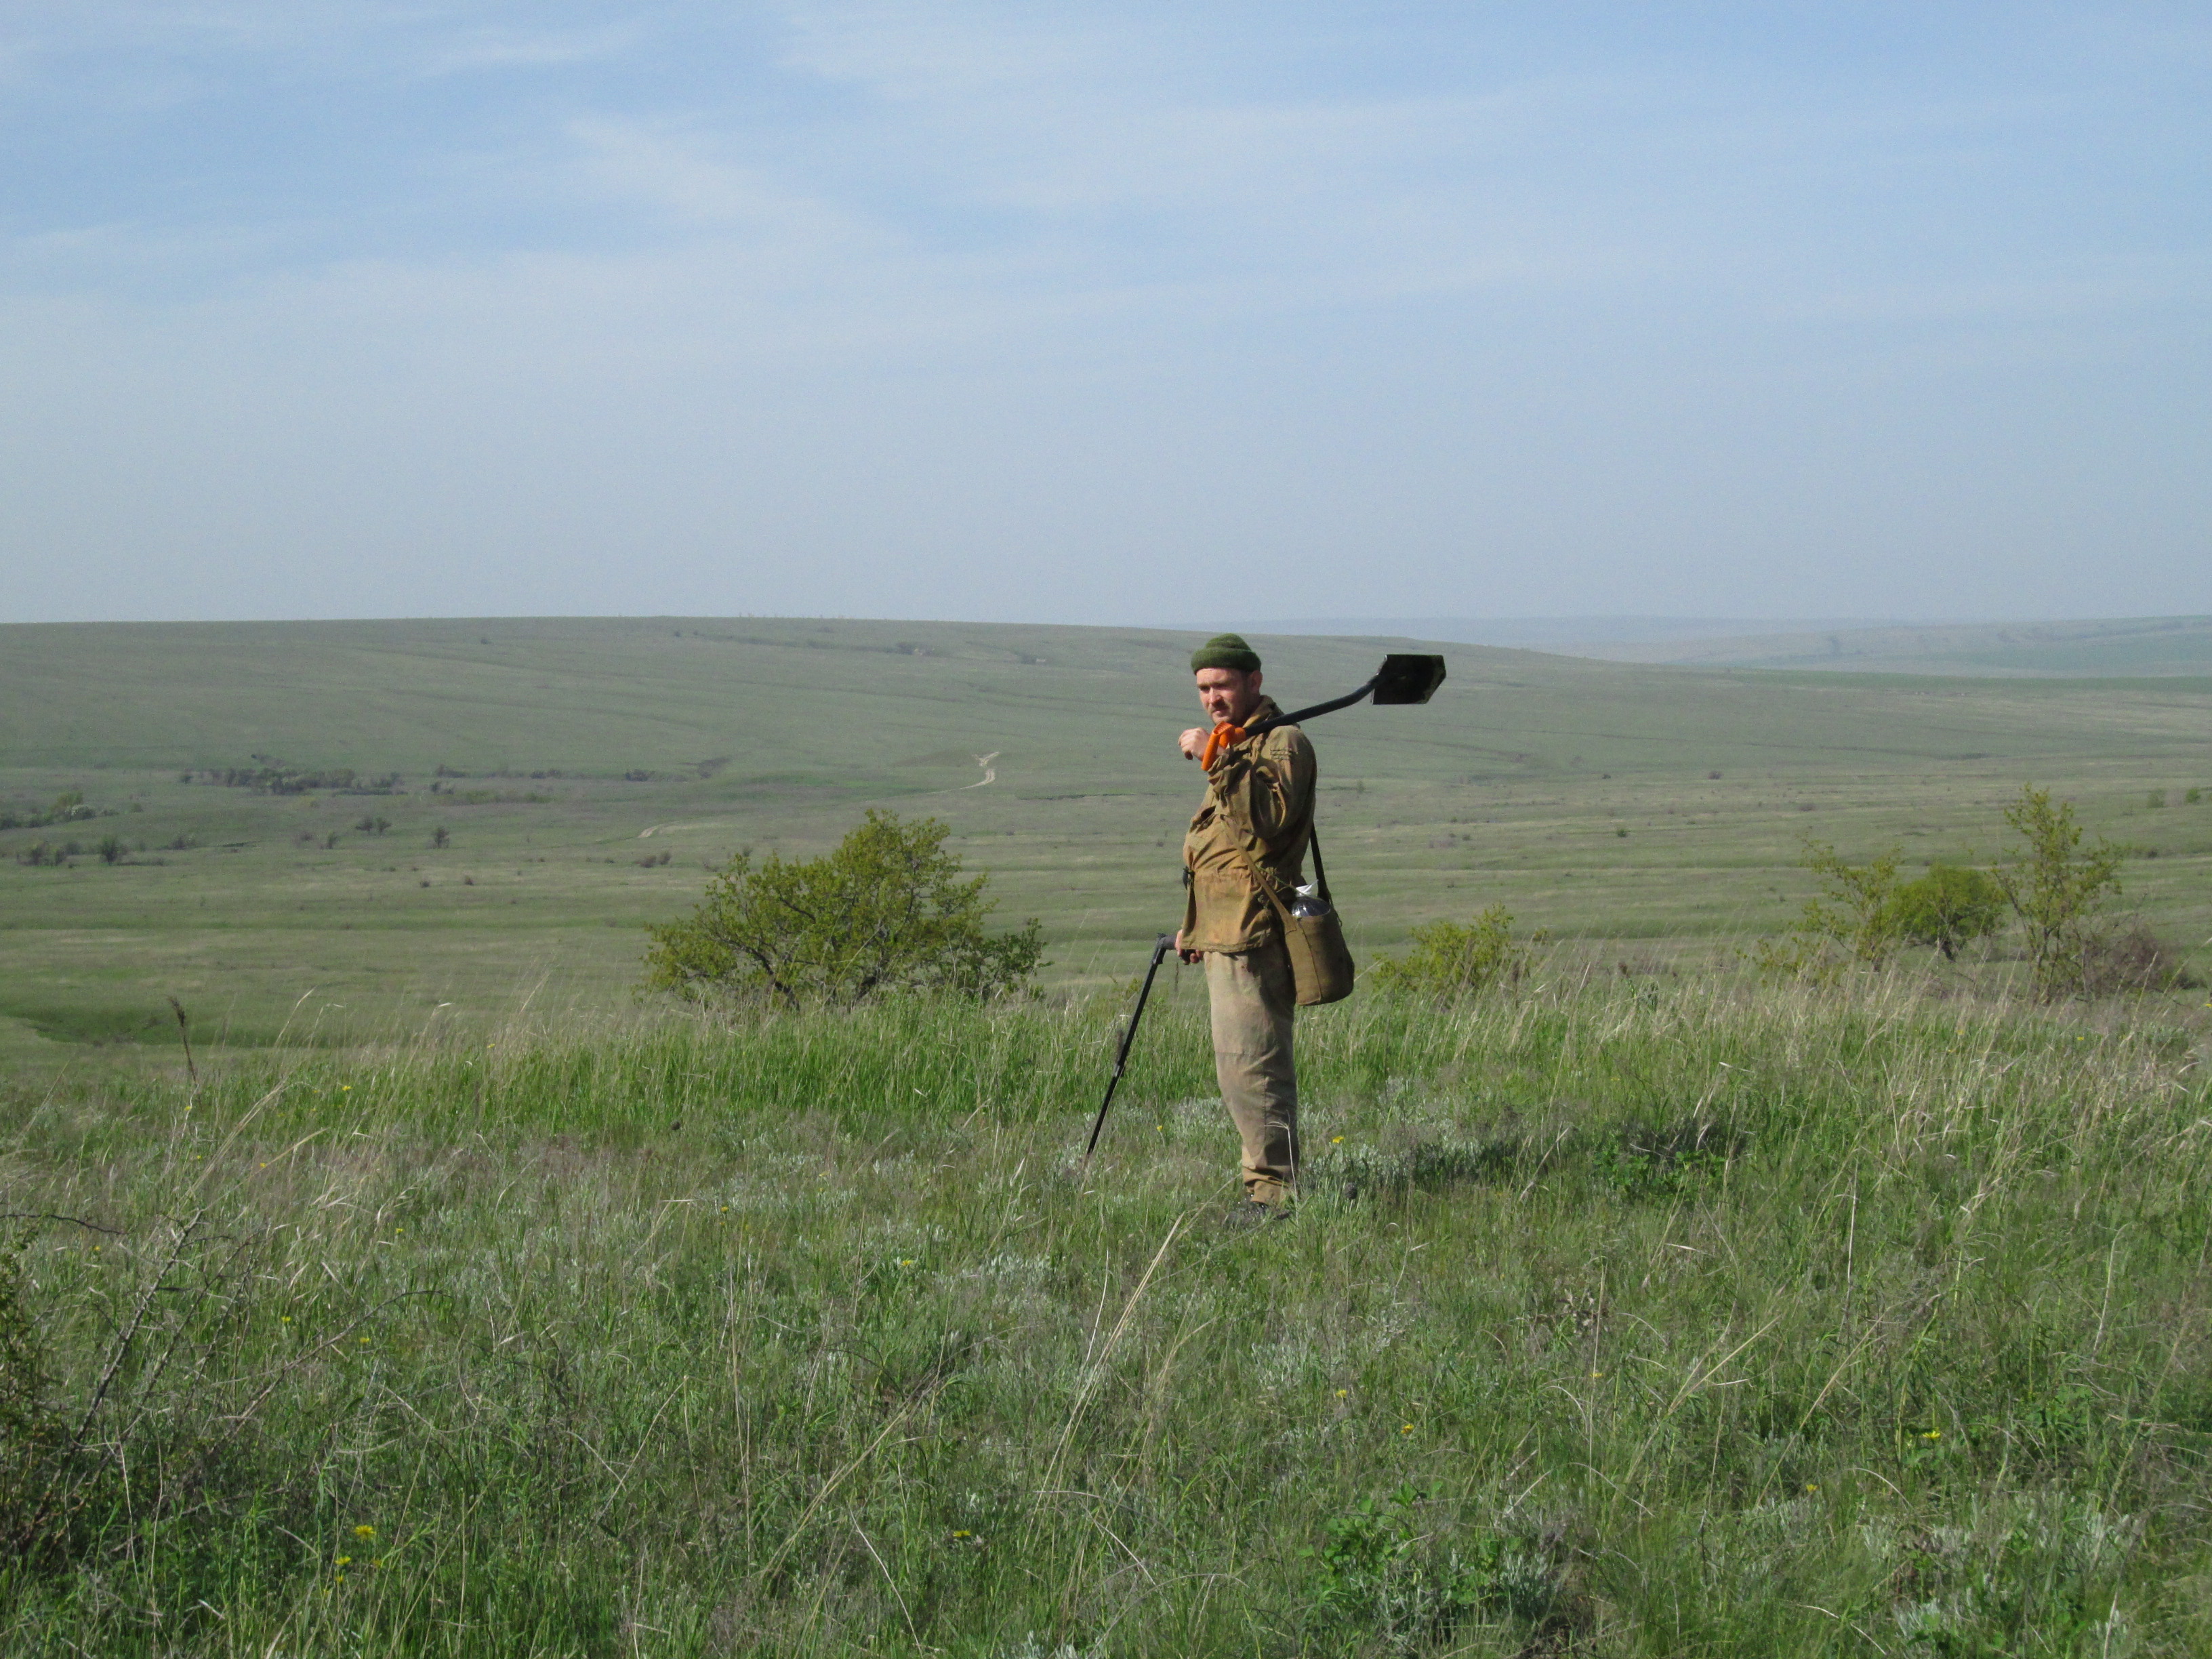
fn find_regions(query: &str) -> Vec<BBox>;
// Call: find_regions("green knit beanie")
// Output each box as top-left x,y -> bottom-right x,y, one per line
1189,632 -> 1261,674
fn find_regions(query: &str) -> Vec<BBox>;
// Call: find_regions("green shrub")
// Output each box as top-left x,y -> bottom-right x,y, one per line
1305,1486 -> 1567,1652
1753,839 -> 1904,980
1367,904 -> 1536,998
1994,785 -> 2124,1000
643,808 -> 1044,1010
1889,863 -> 2007,961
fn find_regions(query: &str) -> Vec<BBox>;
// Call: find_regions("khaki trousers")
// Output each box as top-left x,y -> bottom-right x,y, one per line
1204,941 -> 1299,1203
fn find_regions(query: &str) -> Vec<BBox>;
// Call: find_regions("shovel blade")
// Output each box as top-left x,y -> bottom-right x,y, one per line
1371,653 -> 1447,705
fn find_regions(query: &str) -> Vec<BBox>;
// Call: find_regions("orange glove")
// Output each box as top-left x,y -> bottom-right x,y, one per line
1199,721 -> 1248,773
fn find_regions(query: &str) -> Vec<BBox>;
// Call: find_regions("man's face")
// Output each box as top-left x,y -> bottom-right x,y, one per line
1195,666 -> 1263,726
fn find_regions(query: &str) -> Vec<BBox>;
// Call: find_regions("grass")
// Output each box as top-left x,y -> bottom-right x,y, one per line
6,968 -> 2212,1654
2,616 -> 2211,1066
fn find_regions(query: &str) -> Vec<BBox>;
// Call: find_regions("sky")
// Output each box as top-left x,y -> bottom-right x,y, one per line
2,2 -> 2207,627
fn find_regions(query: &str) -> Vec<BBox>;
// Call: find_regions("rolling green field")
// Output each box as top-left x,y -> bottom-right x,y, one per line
3,616 -> 2210,1067
6,617 -> 2212,1654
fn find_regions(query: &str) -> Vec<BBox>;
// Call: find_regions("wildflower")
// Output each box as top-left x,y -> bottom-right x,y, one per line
1805,1483 -> 1818,1492
359,1336 -> 370,1345
354,1525 -> 376,1540
336,1556 -> 352,1567
899,1258 -> 915,1267
1921,1429 -> 1940,1440
1401,1423 -> 1414,1434
342,1084 -> 352,1091
953,1530 -> 972,1539
1589,1370 -> 1605,1380
1335,1389 -> 1349,1397
1331,1136 -> 1344,1145
281,1315 -> 291,1323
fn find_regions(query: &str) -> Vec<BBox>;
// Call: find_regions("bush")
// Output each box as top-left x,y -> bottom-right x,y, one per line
2078,922 -> 2204,996
1752,840 -> 1904,981
1368,905 -> 1538,998
1889,864 -> 2007,961
1305,1486 -> 1568,1652
1994,785 -> 2123,1000
642,809 -> 1044,1010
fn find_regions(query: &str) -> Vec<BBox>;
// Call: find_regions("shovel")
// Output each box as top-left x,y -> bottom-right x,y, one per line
1243,651 -> 1448,736
1080,653 -> 1447,1166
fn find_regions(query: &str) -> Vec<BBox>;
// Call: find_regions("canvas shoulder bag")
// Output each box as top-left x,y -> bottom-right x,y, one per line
1233,825 -> 1355,1007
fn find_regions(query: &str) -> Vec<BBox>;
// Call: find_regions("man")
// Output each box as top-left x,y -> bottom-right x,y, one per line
1175,633 -> 1315,1217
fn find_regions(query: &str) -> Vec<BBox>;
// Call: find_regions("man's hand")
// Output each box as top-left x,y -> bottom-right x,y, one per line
1174,928 -> 1203,964
1178,726 -> 1208,761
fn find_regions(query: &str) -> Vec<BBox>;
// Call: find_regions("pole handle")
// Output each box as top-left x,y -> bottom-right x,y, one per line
1081,933 -> 1176,1168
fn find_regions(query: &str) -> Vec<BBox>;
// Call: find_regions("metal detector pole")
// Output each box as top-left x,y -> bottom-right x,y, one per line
1080,933 -> 1176,1171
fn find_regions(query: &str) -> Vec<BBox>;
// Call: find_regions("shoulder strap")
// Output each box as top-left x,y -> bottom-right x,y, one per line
1214,726 -> 1322,910
1225,818 -> 1323,915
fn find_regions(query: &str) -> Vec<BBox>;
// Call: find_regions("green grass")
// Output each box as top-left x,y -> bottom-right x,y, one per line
3,617 -> 2211,1063
6,972 -> 2212,1654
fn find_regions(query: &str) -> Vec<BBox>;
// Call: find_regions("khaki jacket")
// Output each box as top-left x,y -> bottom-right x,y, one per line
1181,697 -> 1317,953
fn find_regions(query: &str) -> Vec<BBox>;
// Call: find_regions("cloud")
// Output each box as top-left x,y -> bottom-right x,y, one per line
419,23 -> 640,77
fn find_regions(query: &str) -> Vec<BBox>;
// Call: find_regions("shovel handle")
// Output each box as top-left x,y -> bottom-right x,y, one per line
1242,677 -> 1378,738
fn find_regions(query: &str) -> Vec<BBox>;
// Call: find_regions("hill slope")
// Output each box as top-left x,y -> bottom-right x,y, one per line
1561,615 -> 2212,676
1,616 -> 2207,1053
